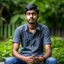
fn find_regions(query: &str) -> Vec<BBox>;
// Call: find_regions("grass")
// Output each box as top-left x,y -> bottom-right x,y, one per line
0,37 -> 64,64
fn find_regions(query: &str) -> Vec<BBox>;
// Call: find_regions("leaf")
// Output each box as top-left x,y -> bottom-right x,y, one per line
35,2 -> 46,12
11,0 -> 18,5
10,14 -> 20,24
19,14 -> 25,20
27,0 -> 36,4
1,17 -> 7,22
2,3 -> 9,9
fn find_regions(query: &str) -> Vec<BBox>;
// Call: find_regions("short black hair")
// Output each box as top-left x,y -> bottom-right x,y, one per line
24,4 -> 39,14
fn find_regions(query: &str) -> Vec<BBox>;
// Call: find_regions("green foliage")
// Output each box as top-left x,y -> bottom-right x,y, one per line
51,37 -> 64,64
10,14 -> 20,24
0,37 -> 12,61
35,0 -> 64,28
0,0 -> 64,28
0,0 -> 27,24
25,0 -> 36,4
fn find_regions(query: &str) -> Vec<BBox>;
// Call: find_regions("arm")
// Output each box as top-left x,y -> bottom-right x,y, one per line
32,26 -> 52,64
12,43 -> 34,64
12,27 -> 35,64
43,44 -> 52,59
33,44 -> 51,64
42,26 -> 52,59
12,43 -> 25,60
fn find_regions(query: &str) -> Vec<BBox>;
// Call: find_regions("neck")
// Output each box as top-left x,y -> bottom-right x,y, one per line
28,23 -> 38,30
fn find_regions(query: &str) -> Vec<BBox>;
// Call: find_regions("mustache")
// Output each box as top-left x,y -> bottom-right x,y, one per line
29,18 -> 34,20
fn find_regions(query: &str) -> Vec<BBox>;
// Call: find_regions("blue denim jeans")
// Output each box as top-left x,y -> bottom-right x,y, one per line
4,57 -> 58,64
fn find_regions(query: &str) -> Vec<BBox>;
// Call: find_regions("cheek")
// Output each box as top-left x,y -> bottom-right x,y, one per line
33,16 -> 37,19
26,16 -> 30,19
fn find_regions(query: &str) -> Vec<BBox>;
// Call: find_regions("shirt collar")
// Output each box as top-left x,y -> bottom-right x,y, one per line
25,23 -> 41,31
36,24 -> 41,31
25,23 -> 28,31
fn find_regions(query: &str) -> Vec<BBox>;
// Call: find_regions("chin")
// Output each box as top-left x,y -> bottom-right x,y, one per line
28,22 -> 35,24
27,20 -> 37,24
29,22 -> 37,24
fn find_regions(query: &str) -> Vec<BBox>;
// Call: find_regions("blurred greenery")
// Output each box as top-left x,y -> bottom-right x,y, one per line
0,37 -> 12,61
0,0 -> 64,28
51,37 -> 64,64
0,37 -> 64,64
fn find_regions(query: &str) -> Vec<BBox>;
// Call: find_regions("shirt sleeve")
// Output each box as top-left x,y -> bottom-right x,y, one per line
43,26 -> 52,45
12,28 -> 21,44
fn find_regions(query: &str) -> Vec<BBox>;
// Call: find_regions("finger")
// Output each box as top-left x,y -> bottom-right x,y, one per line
35,56 -> 38,58
28,60 -> 33,64
33,60 -> 40,64
29,57 -> 34,59
29,59 -> 33,62
30,56 -> 35,59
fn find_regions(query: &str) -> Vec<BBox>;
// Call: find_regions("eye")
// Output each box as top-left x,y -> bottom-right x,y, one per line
32,12 -> 37,15
26,13 -> 30,15
26,12 -> 37,16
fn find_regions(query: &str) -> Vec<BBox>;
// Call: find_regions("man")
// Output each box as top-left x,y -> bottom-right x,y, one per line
5,4 -> 58,64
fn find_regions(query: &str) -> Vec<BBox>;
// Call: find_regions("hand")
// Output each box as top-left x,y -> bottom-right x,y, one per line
22,56 -> 34,64
33,56 -> 44,64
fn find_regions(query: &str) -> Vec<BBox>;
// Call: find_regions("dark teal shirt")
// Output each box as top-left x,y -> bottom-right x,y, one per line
12,23 -> 51,56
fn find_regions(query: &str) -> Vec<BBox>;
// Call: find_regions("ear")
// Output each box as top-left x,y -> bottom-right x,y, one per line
37,14 -> 39,18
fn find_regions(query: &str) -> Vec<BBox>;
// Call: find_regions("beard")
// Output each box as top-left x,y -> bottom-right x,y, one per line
27,20 -> 37,24
27,19 -> 37,24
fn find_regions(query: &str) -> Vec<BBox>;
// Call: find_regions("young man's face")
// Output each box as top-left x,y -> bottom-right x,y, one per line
25,10 -> 39,24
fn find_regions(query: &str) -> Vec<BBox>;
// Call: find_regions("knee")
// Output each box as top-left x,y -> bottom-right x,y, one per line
47,57 -> 57,62
46,57 -> 58,64
5,57 -> 15,64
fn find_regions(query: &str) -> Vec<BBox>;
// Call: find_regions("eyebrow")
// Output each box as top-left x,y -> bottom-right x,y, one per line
26,11 -> 37,13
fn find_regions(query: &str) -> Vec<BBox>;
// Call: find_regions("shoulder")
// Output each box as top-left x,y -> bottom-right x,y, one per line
15,24 -> 26,32
39,23 -> 49,30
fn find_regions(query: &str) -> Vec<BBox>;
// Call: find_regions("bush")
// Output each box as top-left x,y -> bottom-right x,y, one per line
51,37 -> 64,64
0,37 -> 12,61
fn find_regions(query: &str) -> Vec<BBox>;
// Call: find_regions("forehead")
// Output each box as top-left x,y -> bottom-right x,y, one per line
26,10 -> 37,13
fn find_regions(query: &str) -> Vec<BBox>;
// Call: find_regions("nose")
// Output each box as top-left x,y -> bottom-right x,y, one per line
30,14 -> 33,18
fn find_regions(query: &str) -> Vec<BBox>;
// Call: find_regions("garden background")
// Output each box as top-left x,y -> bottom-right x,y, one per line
0,0 -> 64,64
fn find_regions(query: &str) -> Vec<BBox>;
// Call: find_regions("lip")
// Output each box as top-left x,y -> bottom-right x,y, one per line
30,19 -> 34,20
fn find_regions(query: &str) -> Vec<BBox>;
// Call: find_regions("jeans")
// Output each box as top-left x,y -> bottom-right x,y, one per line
4,57 -> 58,64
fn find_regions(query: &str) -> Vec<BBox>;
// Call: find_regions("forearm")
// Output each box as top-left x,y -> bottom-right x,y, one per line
43,49 -> 52,60
42,44 -> 52,60
12,50 -> 25,61
37,49 -> 51,63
